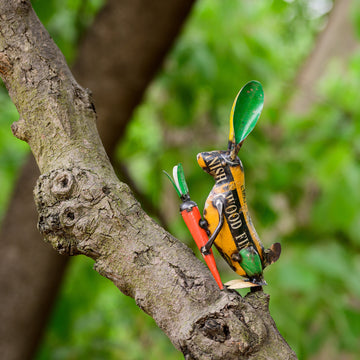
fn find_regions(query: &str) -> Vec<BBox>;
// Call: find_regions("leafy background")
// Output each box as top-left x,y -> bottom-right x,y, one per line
0,0 -> 359,359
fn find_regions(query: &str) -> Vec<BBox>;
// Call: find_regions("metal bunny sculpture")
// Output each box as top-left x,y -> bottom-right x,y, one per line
166,81 -> 281,290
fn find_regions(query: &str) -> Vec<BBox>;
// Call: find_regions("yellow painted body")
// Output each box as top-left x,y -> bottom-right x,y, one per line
198,151 -> 264,277
193,82 -> 280,287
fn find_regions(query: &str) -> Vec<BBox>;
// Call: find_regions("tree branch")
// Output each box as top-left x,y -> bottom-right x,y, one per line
0,1 -> 296,358
0,0 -> 196,358
73,0 -> 197,153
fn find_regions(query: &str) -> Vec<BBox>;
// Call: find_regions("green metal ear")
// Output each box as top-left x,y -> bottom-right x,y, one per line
163,163 -> 189,198
229,81 -> 264,150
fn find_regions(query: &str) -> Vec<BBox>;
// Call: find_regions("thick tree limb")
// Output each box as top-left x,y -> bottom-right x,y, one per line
0,1 -> 296,358
0,0 -> 194,359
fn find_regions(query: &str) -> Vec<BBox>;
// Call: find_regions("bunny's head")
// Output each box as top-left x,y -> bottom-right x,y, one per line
197,81 -> 264,176
197,150 -> 241,183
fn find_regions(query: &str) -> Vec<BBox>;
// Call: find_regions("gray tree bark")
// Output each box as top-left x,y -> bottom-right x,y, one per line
0,0 -> 195,359
0,1 -> 296,359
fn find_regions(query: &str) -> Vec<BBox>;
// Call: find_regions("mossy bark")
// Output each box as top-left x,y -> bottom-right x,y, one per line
0,1 -> 297,358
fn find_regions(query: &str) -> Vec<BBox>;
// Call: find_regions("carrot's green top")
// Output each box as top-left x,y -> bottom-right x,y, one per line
164,163 -> 189,198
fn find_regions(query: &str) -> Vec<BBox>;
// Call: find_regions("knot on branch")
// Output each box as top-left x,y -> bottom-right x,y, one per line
198,318 -> 230,343
50,170 -> 74,197
34,167 -> 113,257
181,295 -> 269,358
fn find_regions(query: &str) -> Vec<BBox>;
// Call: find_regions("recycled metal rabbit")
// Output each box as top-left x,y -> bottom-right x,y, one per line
167,81 -> 281,289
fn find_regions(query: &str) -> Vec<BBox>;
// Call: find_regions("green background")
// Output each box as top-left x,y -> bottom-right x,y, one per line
1,0 -> 359,359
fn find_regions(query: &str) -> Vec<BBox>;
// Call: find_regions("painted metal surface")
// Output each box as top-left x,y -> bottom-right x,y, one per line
166,81 -> 281,290
197,81 -> 280,288
165,165 -> 223,289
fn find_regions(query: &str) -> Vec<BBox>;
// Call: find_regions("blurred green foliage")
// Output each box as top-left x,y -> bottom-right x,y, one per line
1,0 -> 359,359
0,92 -> 28,220
32,0 -> 105,63
36,257 -> 180,360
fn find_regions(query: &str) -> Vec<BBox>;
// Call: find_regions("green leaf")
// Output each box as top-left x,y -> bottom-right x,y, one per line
163,163 -> 189,198
175,163 -> 189,196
